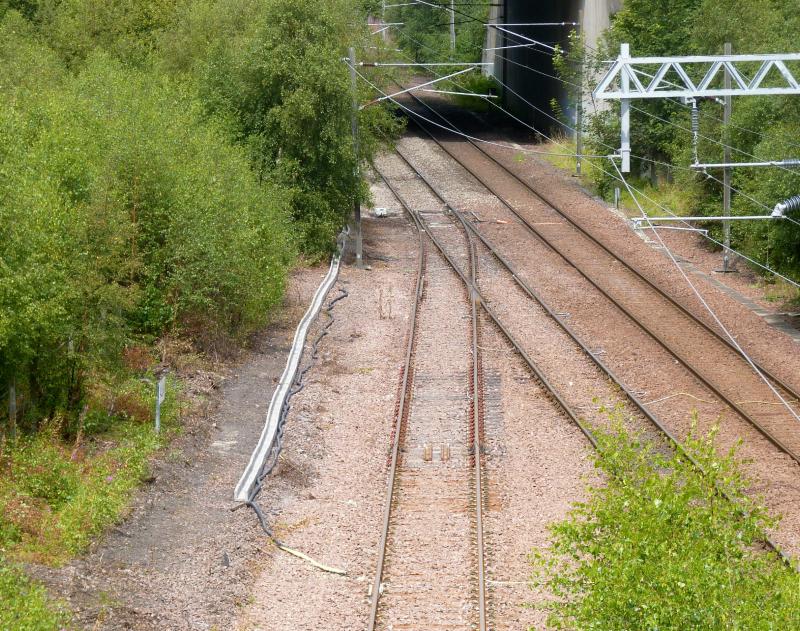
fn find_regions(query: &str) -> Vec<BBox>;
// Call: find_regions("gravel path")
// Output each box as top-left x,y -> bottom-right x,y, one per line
237,210 -> 417,630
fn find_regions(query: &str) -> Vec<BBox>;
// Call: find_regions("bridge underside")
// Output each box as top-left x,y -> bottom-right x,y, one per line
490,1 -> 620,132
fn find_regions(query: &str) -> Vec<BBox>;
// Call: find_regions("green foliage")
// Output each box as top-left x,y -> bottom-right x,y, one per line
37,0 -> 181,67
386,0 -> 490,64
183,0 -> 400,256
450,73 -> 500,113
531,416 -> 800,630
0,562 -> 68,630
0,50 -> 294,420
195,0 -> 360,255
0,0 -> 394,620
576,0 -> 800,282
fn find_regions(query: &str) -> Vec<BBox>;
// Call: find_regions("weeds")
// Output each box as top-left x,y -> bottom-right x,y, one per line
0,562 -> 68,630
0,376 -> 179,564
530,414 -> 800,630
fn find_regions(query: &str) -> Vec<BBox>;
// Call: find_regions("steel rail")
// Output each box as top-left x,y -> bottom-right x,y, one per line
400,102 -> 800,466
466,202 -> 488,631
367,210 -> 426,631
407,94 -> 800,407
383,149 -> 793,566
393,147 -> 682,452
377,178 -> 497,629
379,167 -> 598,443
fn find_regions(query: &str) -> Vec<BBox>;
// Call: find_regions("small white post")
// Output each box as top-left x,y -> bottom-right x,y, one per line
154,373 -> 167,434
620,43 -> 631,173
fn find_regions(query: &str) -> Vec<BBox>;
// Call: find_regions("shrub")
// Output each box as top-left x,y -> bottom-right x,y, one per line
194,0 -> 361,256
179,0 -> 401,257
530,417 -> 800,629
0,46 -> 295,421
38,0 -> 181,67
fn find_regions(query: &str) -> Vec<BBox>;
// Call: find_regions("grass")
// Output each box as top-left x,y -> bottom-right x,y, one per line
759,277 -> 800,307
530,410 -> 800,630
0,372 -> 183,628
538,136 -> 696,220
0,562 -> 69,630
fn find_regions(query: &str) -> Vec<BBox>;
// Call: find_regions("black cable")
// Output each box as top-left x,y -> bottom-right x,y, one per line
244,286 -> 349,543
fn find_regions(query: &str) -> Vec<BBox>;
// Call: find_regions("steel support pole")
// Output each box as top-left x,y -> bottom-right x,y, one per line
348,47 -> 364,268
722,42 -> 733,272
450,0 -> 456,52
620,43 -> 631,173
575,10 -> 583,176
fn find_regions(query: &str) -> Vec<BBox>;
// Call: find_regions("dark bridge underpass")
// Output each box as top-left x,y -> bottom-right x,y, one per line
489,0 -> 620,131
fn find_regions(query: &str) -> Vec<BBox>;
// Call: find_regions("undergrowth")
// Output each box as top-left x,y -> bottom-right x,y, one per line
530,413 -> 800,630
0,372 -> 182,627
0,562 -> 69,630
538,137 -> 695,219
0,374 -> 180,563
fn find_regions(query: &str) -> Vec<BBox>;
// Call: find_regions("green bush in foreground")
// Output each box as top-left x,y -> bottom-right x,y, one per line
0,563 -> 67,630
531,417 -> 800,630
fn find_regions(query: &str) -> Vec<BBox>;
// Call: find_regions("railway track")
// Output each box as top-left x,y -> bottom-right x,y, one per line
366,166 -> 487,629
364,89 -> 800,629
396,92 -> 800,463
371,145 -> 792,621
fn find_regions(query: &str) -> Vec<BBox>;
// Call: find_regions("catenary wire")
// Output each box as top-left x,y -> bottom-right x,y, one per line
363,32 -> 800,286
612,158 -> 800,423
382,65 -> 800,289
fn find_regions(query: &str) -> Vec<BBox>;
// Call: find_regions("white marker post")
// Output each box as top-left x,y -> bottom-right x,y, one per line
155,372 -> 167,434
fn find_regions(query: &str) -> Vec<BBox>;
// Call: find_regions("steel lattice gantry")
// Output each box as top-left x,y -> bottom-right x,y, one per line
593,45 -> 800,171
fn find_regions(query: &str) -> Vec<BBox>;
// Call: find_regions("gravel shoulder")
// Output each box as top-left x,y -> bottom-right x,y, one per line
236,211 -> 417,630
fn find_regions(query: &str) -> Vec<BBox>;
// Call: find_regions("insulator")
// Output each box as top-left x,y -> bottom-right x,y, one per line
783,195 -> 800,213
774,194 -> 800,217
691,103 -> 700,134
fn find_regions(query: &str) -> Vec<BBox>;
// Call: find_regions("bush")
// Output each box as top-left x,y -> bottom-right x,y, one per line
450,73 -> 500,113
0,42 -> 295,421
38,0 -> 181,67
531,415 -> 800,629
193,0 -> 376,256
